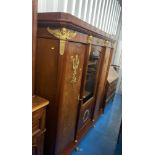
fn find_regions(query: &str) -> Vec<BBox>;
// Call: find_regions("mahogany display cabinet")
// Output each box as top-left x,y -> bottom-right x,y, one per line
35,12 -> 115,155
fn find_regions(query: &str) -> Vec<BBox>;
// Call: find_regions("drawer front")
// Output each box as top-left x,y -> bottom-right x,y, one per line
77,101 -> 93,131
32,108 -> 44,121
32,120 -> 40,134
32,134 -> 44,155
32,108 -> 45,135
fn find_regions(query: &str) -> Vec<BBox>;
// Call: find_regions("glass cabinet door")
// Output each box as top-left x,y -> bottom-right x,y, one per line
83,46 -> 101,103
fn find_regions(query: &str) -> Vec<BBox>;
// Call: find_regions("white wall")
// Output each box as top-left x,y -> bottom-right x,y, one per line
112,12 -> 122,94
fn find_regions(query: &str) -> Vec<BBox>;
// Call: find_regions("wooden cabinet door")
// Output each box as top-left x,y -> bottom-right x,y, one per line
82,45 -> 102,104
76,45 -> 102,132
55,41 -> 86,154
93,47 -> 113,119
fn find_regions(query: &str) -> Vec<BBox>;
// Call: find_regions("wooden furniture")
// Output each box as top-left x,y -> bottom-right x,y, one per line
104,66 -> 119,105
32,0 -> 38,95
32,1 -> 50,155
35,12 -> 114,155
32,96 -> 49,155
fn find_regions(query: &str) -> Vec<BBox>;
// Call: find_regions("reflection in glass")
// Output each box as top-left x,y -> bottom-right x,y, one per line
83,46 -> 100,102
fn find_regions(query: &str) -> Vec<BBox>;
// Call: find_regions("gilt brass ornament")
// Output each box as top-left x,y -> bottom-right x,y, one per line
71,55 -> 80,83
59,40 -> 66,55
87,35 -> 93,56
47,27 -> 76,40
47,27 -> 76,55
103,40 -> 111,47
87,35 -> 93,44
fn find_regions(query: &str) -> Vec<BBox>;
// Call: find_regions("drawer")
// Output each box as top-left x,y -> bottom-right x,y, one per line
32,133 -> 44,155
77,101 -> 93,131
32,108 -> 44,122
32,108 -> 45,135
32,120 -> 40,134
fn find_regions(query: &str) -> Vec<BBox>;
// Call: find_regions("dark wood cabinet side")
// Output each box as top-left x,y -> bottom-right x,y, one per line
32,0 -> 37,95
35,38 -> 59,155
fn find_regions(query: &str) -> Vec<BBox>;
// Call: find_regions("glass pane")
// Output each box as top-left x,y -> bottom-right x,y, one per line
83,46 -> 100,102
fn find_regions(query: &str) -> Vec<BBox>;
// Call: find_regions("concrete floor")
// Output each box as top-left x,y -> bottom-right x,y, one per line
71,94 -> 122,155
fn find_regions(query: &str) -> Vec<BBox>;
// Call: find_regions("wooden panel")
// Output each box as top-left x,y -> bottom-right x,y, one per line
77,100 -> 94,131
35,38 -> 59,155
93,47 -> 112,119
32,134 -> 44,155
38,12 -> 115,43
35,38 -> 59,100
32,108 -> 44,134
55,41 -> 86,155
32,0 -> 38,95
32,108 -> 44,122
37,27 -> 88,44
101,48 -> 113,109
37,27 -> 113,48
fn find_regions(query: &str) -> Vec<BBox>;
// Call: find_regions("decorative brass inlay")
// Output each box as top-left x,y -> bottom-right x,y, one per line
88,44 -> 92,56
47,27 -> 76,55
87,35 -> 93,44
87,35 -> 92,56
103,40 -> 111,47
71,55 -> 80,83
47,27 -> 76,40
59,40 -> 66,55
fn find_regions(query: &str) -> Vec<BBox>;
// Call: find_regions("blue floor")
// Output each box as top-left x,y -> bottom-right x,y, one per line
71,94 -> 122,155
